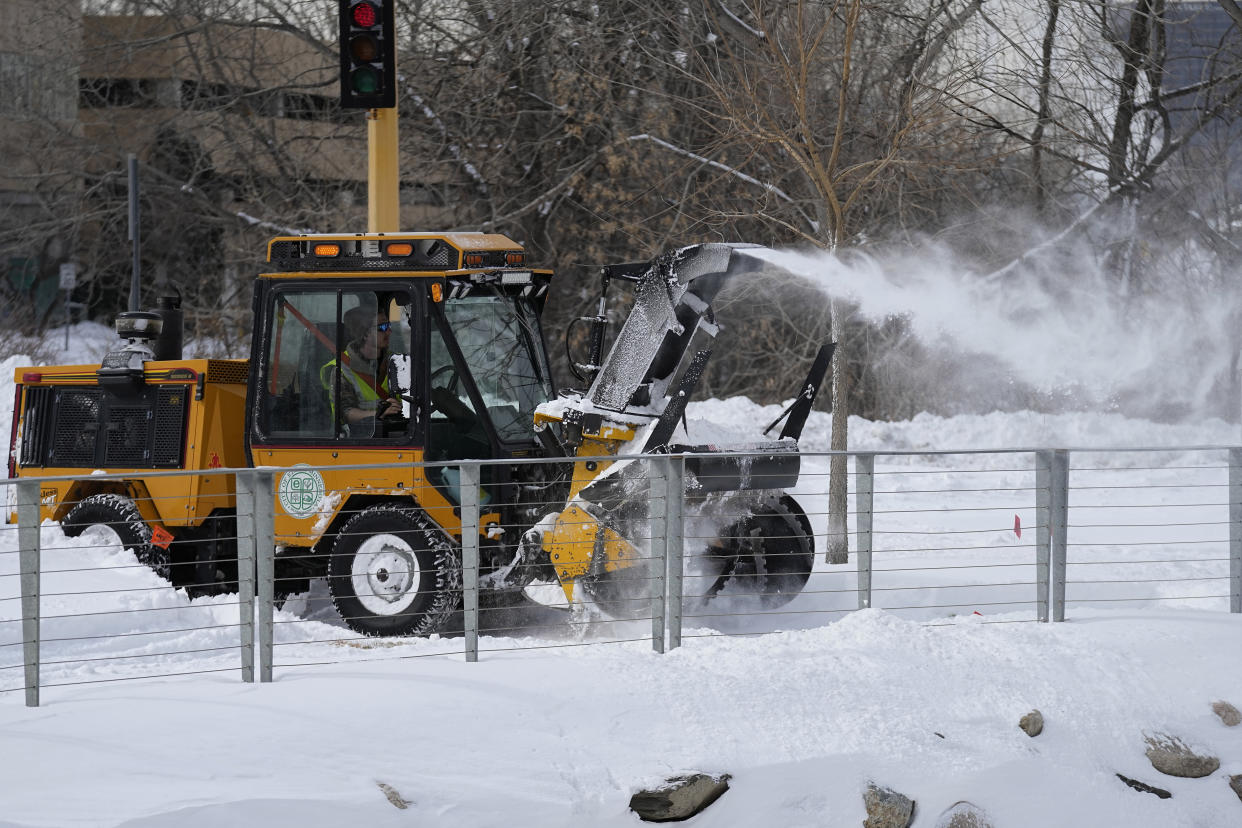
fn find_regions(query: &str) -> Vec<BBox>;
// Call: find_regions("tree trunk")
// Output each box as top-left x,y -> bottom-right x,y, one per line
1105,0 -> 1156,189
826,296 -> 850,564
1032,0 -> 1061,212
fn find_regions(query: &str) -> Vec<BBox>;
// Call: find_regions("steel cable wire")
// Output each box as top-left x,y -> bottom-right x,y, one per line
1065,556 -> 1231,563
1066,594 -> 1229,603
33,666 -> 241,688
5,623 -> 245,646
1069,575 -> 1229,584
38,644 -> 247,667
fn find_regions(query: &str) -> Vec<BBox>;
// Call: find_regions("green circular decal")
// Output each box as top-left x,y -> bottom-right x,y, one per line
278,466 -> 326,519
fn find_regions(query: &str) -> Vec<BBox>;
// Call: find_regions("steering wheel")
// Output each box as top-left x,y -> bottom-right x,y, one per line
430,364 -> 461,394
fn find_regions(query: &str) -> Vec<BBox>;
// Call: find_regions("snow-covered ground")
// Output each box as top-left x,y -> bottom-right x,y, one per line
2,330 -> 1241,826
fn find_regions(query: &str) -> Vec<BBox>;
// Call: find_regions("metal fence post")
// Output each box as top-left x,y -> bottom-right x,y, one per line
16,480 -> 40,707
1230,448 -> 1242,614
648,457 -> 667,654
460,464 -> 480,663
1035,451 -> 1051,622
235,471 -> 256,683
253,469 -> 276,682
855,454 -> 874,610
1050,450 -> 1069,622
666,455 -> 685,650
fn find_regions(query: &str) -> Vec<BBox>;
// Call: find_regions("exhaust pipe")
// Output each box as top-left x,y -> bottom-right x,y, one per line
152,294 -> 183,361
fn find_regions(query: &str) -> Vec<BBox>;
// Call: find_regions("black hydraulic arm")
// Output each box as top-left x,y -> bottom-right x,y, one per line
642,349 -> 712,452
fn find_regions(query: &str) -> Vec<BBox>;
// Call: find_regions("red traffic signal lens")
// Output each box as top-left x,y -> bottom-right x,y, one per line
351,66 -> 380,94
350,33 -> 378,62
351,1 -> 378,28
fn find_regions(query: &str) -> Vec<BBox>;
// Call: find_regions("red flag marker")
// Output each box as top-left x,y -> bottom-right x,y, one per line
1014,515 -> 1022,539
151,525 -> 174,549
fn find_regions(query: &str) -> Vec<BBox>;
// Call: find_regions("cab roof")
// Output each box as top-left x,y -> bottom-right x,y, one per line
264,232 -> 533,274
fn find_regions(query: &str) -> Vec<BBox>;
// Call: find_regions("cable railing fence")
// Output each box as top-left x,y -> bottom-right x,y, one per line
3,471 -> 257,707
4,446 -> 1240,705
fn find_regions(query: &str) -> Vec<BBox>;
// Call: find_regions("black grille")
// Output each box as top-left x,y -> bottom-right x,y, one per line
50,389 -> 103,467
17,384 -> 188,470
206,360 -> 249,385
428,245 -> 452,268
104,406 -> 152,465
153,387 -> 187,466
18,386 -> 53,466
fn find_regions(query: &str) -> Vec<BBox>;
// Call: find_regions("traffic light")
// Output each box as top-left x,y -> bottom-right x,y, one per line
339,0 -> 396,109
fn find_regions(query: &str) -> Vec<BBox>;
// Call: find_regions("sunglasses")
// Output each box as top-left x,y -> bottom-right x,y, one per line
375,322 -> 391,332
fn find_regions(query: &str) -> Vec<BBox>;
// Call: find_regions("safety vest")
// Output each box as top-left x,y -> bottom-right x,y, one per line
321,349 -> 389,411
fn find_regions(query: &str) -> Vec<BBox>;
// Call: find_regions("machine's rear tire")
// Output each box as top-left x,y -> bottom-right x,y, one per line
700,501 -> 813,610
327,504 -> 461,637
62,493 -> 169,580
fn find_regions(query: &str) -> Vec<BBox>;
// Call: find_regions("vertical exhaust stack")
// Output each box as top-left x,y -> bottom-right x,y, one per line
152,294 -> 183,361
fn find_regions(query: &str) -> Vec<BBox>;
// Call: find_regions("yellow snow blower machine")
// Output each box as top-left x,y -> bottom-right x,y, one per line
9,233 -> 831,635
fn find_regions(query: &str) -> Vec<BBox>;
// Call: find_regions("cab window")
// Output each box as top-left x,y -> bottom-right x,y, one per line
259,288 -> 413,441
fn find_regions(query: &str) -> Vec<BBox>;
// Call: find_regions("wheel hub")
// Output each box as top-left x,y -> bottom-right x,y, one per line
351,533 -> 421,614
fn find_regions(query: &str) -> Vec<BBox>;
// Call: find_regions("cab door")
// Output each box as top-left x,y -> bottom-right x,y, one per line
247,281 -> 447,546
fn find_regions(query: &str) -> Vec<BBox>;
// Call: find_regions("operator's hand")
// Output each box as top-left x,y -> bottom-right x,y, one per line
379,397 -> 402,418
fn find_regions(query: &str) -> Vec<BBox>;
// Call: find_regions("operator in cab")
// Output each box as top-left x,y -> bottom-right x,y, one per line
321,305 -> 403,432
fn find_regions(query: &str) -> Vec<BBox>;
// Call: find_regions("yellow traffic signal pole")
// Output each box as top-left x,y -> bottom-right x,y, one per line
367,103 -> 400,232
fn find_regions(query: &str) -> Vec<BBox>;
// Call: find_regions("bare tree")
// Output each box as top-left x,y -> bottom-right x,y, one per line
948,0 -> 1242,281
630,0 -> 988,562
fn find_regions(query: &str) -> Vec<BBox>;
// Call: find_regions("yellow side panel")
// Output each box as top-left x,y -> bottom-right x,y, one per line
12,474 -> 170,527
141,474 -> 193,527
181,380 -> 249,526
11,478 -> 75,525
255,447 -> 470,548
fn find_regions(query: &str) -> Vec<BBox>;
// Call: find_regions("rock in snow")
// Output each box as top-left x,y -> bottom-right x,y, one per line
1229,775 -> 1242,803
375,782 -> 409,809
1019,709 -> 1044,737
934,801 -> 994,828
1211,700 -> 1241,727
629,773 -> 730,822
863,783 -> 915,828
1116,774 -> 1172,799
1143,733 -> 1220,778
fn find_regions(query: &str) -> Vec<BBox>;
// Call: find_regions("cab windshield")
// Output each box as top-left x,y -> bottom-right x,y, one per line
442,293 -> 553,443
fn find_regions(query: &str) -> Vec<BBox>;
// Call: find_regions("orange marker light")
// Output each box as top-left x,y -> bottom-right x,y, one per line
464,253 -> 484,267
314,243 -> 341,257
387,242 -> 413,256
430,283 -> 444,302
505,252 -> 525,266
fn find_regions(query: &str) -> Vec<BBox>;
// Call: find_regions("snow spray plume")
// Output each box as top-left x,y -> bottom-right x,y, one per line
743,236 -> 1241,421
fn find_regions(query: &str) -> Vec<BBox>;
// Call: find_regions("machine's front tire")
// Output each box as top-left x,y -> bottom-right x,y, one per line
327,504 -> 461,637
62,493 -> 169,580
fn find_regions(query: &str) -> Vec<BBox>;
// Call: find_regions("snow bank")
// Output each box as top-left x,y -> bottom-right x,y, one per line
687,397 -> 1240,453
2,607 -> 1240,827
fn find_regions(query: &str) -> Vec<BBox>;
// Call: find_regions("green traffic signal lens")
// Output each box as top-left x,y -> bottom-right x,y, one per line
350,33 -> 378,62
351,66 -> 380,95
